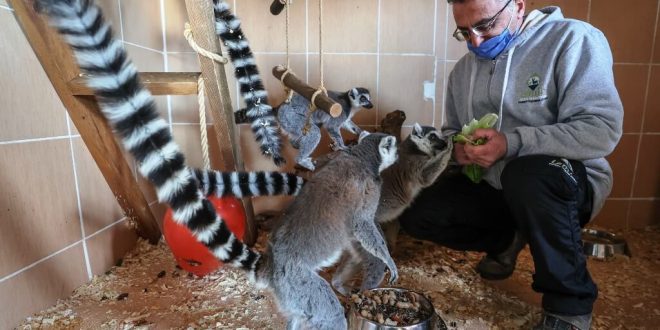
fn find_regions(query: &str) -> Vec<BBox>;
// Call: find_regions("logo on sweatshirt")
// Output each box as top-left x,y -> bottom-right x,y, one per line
519,73 -> 547,103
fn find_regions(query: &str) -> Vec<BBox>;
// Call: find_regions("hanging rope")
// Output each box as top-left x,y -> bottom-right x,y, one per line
183,22 -> 230,169
317,0 -> 325,93
184,23 -> 229,64
303,0 -> 327,135
197,77 -> 211,169
282,0 -> 294,103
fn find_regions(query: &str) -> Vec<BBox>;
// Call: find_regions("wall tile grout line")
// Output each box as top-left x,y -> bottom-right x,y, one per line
441,1 -> 450,128
431,0 -> 439,127
0,135 -> 73,145
0,240 -> 83,284
305,0 -> 309,83
85,217 -> 128,241
122,41 -> 164,55
159,0 -> 173,133
65,113 -> 93,281
234,0 -> 240,109
623,0 -> 660,231
117,0 -> 125,41
375,0 -> 382,126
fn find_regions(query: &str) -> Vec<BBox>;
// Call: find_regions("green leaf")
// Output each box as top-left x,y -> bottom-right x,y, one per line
477,113 -> 499,129
463,164 -> 484,183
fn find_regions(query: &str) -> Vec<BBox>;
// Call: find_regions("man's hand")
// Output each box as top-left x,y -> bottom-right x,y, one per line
453,142 -> 472,165
463,128 -> 507,168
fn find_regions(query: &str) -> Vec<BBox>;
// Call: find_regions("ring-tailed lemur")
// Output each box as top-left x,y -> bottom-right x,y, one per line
235,88 -> 374,170
280,88 -> 373,171
255,131 -> 399,329
331,124 -> 453,295
39,1 -> 396,329
36,0 -> 303,280
213,0 -> 284,166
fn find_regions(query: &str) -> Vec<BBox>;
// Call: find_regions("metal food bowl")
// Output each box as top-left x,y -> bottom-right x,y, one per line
347,288 -> 447,330
582,228 -> 631,260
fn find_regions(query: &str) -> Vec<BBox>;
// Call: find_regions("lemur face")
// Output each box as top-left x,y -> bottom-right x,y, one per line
411,123 -> 449,156
349,87 -> 373,109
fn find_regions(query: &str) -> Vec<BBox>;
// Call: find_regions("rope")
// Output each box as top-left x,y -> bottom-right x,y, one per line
303,0 -> 326,134
197,77 -> 211,169
183,22 -> 229,64
318,0 -> 325,92
282,0 -> 294,103
183,22 -> 230,169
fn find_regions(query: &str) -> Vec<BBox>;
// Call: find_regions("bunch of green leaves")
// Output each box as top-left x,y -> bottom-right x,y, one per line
452,113 -> 499,183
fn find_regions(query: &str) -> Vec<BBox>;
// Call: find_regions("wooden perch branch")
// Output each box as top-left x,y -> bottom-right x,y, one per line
272,65 -> 342,118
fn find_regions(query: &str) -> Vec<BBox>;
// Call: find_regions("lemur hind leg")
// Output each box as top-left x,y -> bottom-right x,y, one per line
274,268 -> 347,330
331,247 -> 362,296
295,125 -> 321,171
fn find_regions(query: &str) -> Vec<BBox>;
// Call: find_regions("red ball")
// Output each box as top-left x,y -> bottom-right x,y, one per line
163,196 -> 246,277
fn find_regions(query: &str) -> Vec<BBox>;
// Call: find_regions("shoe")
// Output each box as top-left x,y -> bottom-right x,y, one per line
533,312 -> 592,330
476,231 -> 526,280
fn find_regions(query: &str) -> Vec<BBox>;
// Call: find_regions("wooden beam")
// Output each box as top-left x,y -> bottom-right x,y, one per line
185,0 -> 258,246
9,0 -> 161,244
69,72 -> 201,96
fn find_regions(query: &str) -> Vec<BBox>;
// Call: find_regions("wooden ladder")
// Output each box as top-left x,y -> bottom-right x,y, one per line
8,0 -> 258,245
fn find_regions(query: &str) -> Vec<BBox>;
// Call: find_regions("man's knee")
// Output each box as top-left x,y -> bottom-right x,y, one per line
501,155 -> 578,200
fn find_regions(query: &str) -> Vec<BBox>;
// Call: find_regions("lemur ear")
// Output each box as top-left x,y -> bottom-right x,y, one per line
358,130 -> 370,143
413,123 -> 423,137
349,88 -> 358,99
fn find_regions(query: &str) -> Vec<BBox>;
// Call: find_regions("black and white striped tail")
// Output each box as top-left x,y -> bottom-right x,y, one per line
35,0 -> 289,276
194,170 -> 304,199
212,0 -> 285,166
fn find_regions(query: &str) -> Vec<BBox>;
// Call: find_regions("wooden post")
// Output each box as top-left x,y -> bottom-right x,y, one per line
272,65 -> 342,118
185,0 -> 258,246
9,0 -> 161,243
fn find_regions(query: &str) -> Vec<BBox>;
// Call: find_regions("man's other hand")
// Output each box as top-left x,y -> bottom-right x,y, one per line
464,128 -> 507,168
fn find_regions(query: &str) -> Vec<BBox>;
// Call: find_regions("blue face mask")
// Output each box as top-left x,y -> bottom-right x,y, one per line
467,26 -> 517,60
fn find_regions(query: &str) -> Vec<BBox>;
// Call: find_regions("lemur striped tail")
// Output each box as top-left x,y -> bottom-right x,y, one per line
233,105 -> 283,125
212,0 -> 285,166
194,170 -> 304,199
36,0 -> 288,276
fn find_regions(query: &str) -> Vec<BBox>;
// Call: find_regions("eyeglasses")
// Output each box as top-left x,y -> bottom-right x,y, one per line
453,0 -> 513,42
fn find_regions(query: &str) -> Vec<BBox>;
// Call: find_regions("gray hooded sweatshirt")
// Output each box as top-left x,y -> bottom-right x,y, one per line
443,7 -> 623,217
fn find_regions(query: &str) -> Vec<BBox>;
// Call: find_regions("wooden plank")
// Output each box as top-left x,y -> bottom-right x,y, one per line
69,72 -> 201,96
272,65 -> 342,117
185,0 -> 258,246
9,0 -> 161,244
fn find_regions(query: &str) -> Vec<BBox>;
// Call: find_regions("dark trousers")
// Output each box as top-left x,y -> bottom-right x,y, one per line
399,155 -> 597,315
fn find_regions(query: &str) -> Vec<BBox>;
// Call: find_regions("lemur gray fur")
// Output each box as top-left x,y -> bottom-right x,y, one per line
38,1 -> 397,329
236,88 -> 374,171
331,124 -> 453,296
255,131 -> 399,329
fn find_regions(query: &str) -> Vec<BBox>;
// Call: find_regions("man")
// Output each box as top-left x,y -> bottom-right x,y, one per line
398,1 -> 623,329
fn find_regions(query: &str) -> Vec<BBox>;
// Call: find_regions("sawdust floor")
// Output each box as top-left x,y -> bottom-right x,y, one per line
17,224 -> 660,330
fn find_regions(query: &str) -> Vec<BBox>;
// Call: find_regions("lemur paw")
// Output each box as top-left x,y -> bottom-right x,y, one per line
387,263 -> 399,284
